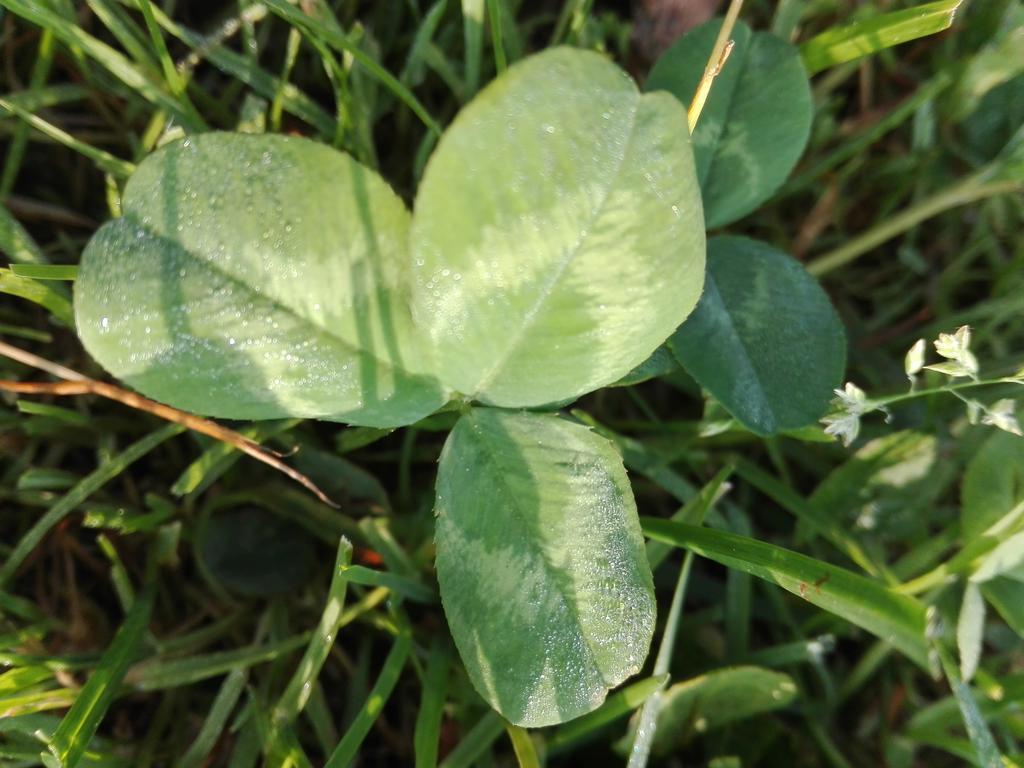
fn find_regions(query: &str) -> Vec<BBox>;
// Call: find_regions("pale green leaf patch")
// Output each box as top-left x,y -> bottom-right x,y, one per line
75,133 -> 446,428
434,408 -> 655,727
411,46 -> 705,408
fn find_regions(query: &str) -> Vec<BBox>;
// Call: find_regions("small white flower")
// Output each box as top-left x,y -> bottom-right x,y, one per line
934,326 -> 971,359
834,382 -> 869,415
904,338 -> 926,379
981,399 -> 1022,437
822,412 -> 861,447
933,326 -> 978,377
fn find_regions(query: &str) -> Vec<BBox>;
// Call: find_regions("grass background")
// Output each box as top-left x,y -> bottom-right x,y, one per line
1,0 -> 1023,766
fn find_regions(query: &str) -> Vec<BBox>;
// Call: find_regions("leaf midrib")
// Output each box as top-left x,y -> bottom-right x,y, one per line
463,411 -> 613,688
468,98 -> 643,399
121,216 -> 417,380
679,267 -> 778,433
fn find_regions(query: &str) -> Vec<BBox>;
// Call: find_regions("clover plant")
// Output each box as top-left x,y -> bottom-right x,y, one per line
73,21 -> 845,727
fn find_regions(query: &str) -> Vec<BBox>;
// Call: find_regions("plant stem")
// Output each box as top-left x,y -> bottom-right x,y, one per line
627,552 -> 694,767
687,0 -> 745,132
807,174 -> 1022,277
868,377 -> 1021,409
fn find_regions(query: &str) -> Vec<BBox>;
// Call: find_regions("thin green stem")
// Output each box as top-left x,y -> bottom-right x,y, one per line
486,0 -> 507,74
868,377 -> 1021,409
1,30 -> 55,198
0,98 -> 135,178
807,175 -> 1022,277
627,552 -> 694,767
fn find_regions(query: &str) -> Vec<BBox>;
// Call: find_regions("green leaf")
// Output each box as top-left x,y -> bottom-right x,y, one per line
936,643 -> 1005,768
668,237 -> 846,435
199,506 -> 317,597
75,133 -> 445,428
981,579 -> 1024,636
435,408 -> 656,727
647,666 -> 796,753
957,582 -> 985,683
800,0 -> 963,76
611,345 -> 679,387
970,529 -> 1024,584
646,19 -> 812,228
962,430 -> 1024,541
641,519 -> 929,666
411,47 -> 705,408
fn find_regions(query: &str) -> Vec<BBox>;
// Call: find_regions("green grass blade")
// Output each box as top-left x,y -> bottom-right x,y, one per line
1,686 -> 77,718
733,458 -> 886,578
0,28 -> 55,198
462,0 -> 485,97
413,636 -> 451,768
647,464 -> 732,570
169,420 -> 298,497
135,2 -> 336,138
261,0 -> 442,137
0,425 -> 184,587
174,670 -> 247,768
86,0 -> 162,73
641,519 -> 930,666
437,712 -> 504,768
628,553 -> 695,767
801,0 -> 963,76
0,203 -> 48,265
0,269 -> 73,324
271,539 -> 353,727
338,565 -> 436,603
324,630 -> 411,767
9,265 -> 78,281
485,0 -> 507,74
0,97 -> 135,178
0,0 -> 201,129
134,0 -> 202,122
504,722 -> 540,768
936,644 -> 1004,768
0,84 -> 90,118
127,633 -> 309,692
47,585 -> 154,768
401,1 -> 449,86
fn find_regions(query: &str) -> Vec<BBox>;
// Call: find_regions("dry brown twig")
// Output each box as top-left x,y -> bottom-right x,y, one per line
0,338 -> 338,507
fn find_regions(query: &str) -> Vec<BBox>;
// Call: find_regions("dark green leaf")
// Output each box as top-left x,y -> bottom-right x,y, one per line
962,430 -> 1024,541
648,666 -> 796,753
647,19 -> 812,227
200,507 -> 317,597
669,237 -> 846,435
